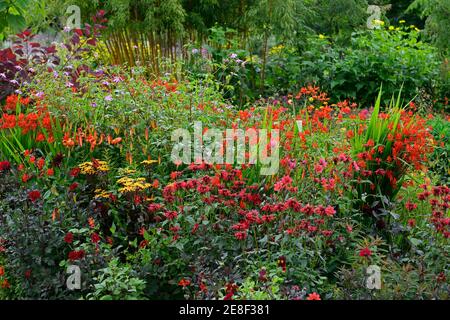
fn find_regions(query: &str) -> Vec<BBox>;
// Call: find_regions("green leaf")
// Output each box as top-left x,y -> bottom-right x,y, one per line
6,13 -> 26,32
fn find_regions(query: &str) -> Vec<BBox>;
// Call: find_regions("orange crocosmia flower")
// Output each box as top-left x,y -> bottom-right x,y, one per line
88,217 -> 95,228
110,137 -> 122,145
52,208 -> 60,221
22,173 -> 32,183
37,158 -> 45,170
35,133 -> 46,142
62,133 -> 75,148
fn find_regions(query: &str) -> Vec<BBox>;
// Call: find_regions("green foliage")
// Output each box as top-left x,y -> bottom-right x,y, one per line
0,0 -> 29,40
408,0 -> 450,55
86,258 -> 146,300
298,25 -> 442,105
428,114 -> 450,185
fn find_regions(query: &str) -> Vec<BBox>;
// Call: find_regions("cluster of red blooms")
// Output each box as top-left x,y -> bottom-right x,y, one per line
351,111 -> 434,192
27,190 -> 41,202
142,163 -> 344,246
223,282 -> 239,300
0,160 -> 11,172
359,247 -> 372,258
68,250 -> 85,261
2,94 -> 30,112
1,95 -> 54,141
0,264 -> 11,289
148,79 -> 178,93
415,185 -> 450,238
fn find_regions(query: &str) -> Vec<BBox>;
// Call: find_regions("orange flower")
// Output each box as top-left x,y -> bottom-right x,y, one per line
110,137 -> 122,145
178,278 -> 191,287
88,217 -> 95,228
306,292 -> 321,300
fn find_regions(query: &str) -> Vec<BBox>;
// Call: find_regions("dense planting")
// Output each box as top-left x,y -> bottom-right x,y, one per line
0,2 -> 449,300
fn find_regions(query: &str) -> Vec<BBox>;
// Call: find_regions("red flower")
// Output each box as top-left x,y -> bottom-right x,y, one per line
178,278 -> 191,287
359,247 -> 372,258
234,231 -> 247,240
306,292 -> 321,300
47,168 -> 54,176
69,182 -> 79,191
28,190 -> 41,202
24,269 -> 32,279
0,266 -> 4,276
405,201 -> 417,211
1,279 -> 10,289
68,250 -> 85,261
407,219 -> 416,227
69,167 -> 80,177
91,233 -> 101,244
278,256 -> 287,272
224,292 -> 234,300
64,232 -> 74,244
139,240 -> 148,248
22,173 -> 32,183
324,206 -> 336,216
0,161 -> 10,172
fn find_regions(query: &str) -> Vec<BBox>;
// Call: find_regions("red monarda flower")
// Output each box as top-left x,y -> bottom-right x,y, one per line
69,167 -> 80,177
359,247 -> 372,258
68,250 -> 85,261
22,173 -> 32,183
0,161 -> 11,172
69,182 -> 79,191
405,201 -> 417,211
64,232 -> 74,244
306,292 -> 321,300
28,190 -> 41,202
91,233 -> 100,244
178,278 -> 191,287
408,219 -> 416,227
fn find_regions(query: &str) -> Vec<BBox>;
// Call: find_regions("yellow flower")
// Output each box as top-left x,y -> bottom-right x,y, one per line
117,176 -> 152,193
94,189 -> 111,199
119,168 -> 137,175
389,26 -> 395,30
141,159 -> 158,166
399,20 -> 405,24
373,19 -> 385,26
79,160 -> 109,175
319,34 -> 325,39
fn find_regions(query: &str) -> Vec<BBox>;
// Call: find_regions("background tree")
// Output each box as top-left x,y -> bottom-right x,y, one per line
408,0 -> 450,55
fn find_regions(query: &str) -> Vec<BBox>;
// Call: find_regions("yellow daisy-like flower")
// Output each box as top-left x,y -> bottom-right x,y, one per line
119,168 -> 137,175
94,189 -> 111,199
141,159 -> 158,166
117,176 -> 152,194
79,161 -> 109,175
